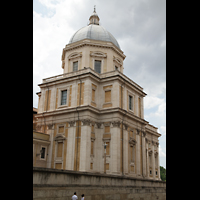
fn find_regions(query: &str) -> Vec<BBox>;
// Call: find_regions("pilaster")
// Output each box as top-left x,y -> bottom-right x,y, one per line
95,122 -> 104,172
145,138 -> 149,178
111,124 -> 120,174
142,131 -> 146,177
136,129 -> 140,176
141,97 -> 144,119
46,124 -> 54,168
66,121 -> 75,170
123,124 -> 129,175
80,120 -> 91,171
151,141 -> 155,179
157,142 -> 161,180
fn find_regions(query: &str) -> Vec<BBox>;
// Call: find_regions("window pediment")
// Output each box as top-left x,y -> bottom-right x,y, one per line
90,51 -> 107,58
113,56 -> 122,66
68,52 -> 82,60
54,134 -> 66,141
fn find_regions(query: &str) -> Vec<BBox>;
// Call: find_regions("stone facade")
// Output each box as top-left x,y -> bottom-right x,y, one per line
35,9 -> 161,180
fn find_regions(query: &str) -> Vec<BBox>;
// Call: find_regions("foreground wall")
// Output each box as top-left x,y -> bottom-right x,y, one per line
33,167 -> 166,200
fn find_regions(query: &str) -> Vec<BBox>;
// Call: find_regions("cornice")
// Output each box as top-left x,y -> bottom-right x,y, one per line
145,126 -> 161,137
39,68 -> 146,96
63,39 -> 126,60
35,106 -> 148,128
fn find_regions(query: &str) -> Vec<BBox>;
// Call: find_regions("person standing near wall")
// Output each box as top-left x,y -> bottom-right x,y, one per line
72,192 -> 78,200
81,194 -> 85,200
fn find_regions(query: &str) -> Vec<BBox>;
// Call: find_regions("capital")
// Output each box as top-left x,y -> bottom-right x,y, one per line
47,124 -> 54,130
96,122 -> 102,129
123,123 -> 128,130
112,121 -> 121,128
142,131 -> 146,137
82,119 -> 91,126
69,121 -> 75,127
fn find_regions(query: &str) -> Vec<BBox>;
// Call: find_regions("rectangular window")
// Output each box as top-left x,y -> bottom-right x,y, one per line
61,90 -> 67,105
57,142 -> 63,157
92,89 -> 95,102
91,141 -> 94,155
94,60 -> 101,73
73,61 -> 78,71
106,142 -> 110,155
105,90 -> 111,102
129,95 -> 132,110
40,147 -> 46,159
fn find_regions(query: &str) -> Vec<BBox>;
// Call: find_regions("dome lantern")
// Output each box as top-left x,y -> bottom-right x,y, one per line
89,6 -> 100,25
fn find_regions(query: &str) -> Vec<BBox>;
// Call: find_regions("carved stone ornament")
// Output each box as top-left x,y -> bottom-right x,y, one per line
112,121 -> 121,128
123,123 -> 128,130
142,131 -> 146,137
90,51 -> 107,58
47,124 -> 53,130
148,150 -> 153,156
104,122 -> 111,126
129,137 -> 137,146
96,122 -> 102,129
145,138 -> 148,143
69,121 -> 75,127
154,151 -> 158,158
156,142 -> 159,147
82,119 -> 91,126
136,129 -> 140,135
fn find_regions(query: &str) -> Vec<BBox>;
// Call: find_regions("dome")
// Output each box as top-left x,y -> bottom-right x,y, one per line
68,7 -> 120,49
68,25 -> 120,49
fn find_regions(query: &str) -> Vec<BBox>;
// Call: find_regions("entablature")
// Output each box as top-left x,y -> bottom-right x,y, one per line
63,39 -> 126,60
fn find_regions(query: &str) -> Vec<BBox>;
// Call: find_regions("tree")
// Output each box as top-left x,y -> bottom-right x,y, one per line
160,166 -> 166,181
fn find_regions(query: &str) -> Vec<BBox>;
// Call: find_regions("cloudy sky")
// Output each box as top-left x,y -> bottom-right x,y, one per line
33,0 -> 166,168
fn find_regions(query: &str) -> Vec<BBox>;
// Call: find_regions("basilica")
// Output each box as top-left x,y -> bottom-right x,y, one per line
33,8 -> 161,180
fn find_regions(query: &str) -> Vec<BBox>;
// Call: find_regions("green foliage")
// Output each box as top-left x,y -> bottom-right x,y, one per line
160,166 -> 166,181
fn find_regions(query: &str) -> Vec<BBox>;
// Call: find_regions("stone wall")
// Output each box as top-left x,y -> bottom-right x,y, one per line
33,167 -> 166,200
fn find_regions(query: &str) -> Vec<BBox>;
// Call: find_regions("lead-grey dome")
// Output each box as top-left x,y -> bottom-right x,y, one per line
68,24 -> 120,49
